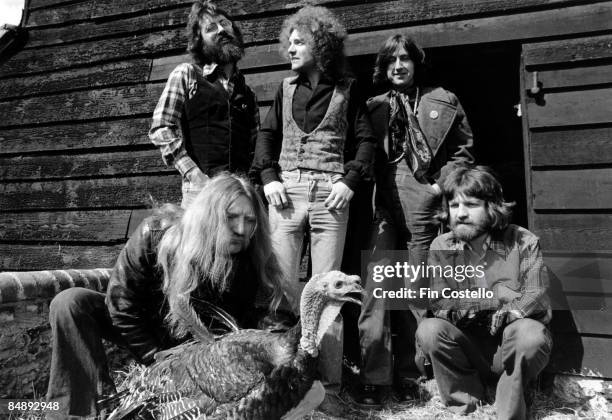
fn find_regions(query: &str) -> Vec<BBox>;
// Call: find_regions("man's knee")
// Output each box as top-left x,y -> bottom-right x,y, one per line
416,317 -> 453,353
49,288 -> 101,324
503,319 -> 552,360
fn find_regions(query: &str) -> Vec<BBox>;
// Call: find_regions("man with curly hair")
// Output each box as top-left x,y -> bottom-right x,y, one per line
149,1 -> 259,208
417,166 -> 552,419
250,5 -> 376,414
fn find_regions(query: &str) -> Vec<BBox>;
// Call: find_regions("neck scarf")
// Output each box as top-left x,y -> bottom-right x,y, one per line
388,89 -> 432,179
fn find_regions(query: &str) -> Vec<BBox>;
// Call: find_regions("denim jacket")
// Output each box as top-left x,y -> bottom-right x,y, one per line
367,86 -> 474,185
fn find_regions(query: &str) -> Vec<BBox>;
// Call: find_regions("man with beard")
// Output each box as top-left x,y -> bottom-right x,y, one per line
46,173 -> 291,419
150,1 -> 259,208
415,166 -> 552,419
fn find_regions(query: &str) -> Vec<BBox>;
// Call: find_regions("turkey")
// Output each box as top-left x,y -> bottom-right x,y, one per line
106,270 -> 362,420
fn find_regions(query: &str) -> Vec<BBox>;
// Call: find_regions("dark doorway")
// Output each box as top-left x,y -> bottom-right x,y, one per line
348,42 -> 528,227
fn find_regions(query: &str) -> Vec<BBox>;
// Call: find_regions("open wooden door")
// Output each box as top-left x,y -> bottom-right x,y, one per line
520,34 -> 612,377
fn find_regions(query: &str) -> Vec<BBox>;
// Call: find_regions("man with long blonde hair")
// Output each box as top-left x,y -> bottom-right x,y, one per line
46,173 -> 290,418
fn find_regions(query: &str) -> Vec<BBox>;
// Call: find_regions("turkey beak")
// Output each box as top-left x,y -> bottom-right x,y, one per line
343,277 -> 364,305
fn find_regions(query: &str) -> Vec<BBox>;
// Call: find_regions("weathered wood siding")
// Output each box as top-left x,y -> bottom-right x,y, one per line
521,33 -> 612,378
0,0 -> 610,381
1,0 -> 609,270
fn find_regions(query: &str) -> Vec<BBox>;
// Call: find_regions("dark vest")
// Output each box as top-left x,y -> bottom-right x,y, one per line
183,67 -> 256,176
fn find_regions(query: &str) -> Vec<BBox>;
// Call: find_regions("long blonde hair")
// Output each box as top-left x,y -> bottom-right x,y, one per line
157,173 -> 283,337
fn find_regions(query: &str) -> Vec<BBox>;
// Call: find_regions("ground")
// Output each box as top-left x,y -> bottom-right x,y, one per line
308,369 -> 612,420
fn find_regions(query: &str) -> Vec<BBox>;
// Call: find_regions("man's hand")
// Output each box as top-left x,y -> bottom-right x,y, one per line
490,309 -> 508,335
430,183 -> 441,195
324,181 -> 354,210
185,166 -> 209,186
264,181 -> 288,207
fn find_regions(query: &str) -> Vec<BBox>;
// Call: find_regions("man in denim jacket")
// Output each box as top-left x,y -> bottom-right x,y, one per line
357,34 -> 474,406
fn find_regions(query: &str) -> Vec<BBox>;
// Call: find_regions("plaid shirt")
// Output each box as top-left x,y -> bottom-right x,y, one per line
429,224 -> 552,332
149,63 -> 259,176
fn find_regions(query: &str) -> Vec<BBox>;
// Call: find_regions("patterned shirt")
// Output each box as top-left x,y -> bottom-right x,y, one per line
429,224 -> 552,331
149,63 -> 259,176
252,74 -> 376,191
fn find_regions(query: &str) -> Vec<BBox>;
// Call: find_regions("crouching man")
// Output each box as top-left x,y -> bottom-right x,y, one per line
45,173 -> 292,419
416,166 -> 552,419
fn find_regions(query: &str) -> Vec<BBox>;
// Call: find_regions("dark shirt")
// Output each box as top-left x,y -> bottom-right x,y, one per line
252,74 -> 376,190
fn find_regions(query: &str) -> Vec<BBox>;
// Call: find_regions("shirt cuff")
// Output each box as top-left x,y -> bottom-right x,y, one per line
341,169 -> 360,191
174,154 -> 198,177
261,168 -> 280,185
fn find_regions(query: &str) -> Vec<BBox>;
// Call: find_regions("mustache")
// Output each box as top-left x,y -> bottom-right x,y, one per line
216,32 -> 235,43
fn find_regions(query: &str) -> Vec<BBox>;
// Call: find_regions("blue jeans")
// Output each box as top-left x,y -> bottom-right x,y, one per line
269,170 -> 349,390
269,170 -> 349,312
46,288 -> 123,418
416,317 -> 552,419
180,168 -> 210,209
359,161 -> 440,385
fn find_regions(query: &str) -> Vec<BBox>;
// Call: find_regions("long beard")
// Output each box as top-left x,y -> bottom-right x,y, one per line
202,37 -> 244,64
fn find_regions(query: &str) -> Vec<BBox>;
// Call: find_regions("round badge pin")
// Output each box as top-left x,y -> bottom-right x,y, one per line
430,110 -> 439,119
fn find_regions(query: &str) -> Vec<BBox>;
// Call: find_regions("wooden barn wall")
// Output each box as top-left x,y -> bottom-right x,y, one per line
0,0 -> 610,379
1,0 -> 611,271
521,33 -> 612,377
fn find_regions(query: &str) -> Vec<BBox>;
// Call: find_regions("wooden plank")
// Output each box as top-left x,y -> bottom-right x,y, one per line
30,0 -> 562,29
527,88 -> 612,128
549,335 -> 612,377
531,127 -> 612,167
524,33 -> 612,67
551,310 -> 612,335
26,7 -> 188,48
0,28 -> 185,78
0,244 -> 123,271
525,64 -> 612,92
0,175 -> 181,211
535,214 -> 612,252
165,2 -> 612,75
532,169 -> 612,210
0,210 -> 133,241
27,0 -> 182,26
0,84 -> 163,127
8,1 -> 610,78
246,70 -> 290,101
28,0 -> 84,10
0,118 -> 151,155
0,71 -> 281,126
26,0 -> 352,27
28,0 -> 83,10
0,59 -> 152,100
544,254 -> 612,294
0,149 -> 169,181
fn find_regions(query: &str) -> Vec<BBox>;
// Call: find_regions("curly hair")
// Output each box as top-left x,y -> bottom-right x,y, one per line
438,166 -> 515,231
373,34 -> 426,87
279,5 -> 347,81
186,1 -> 244,65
